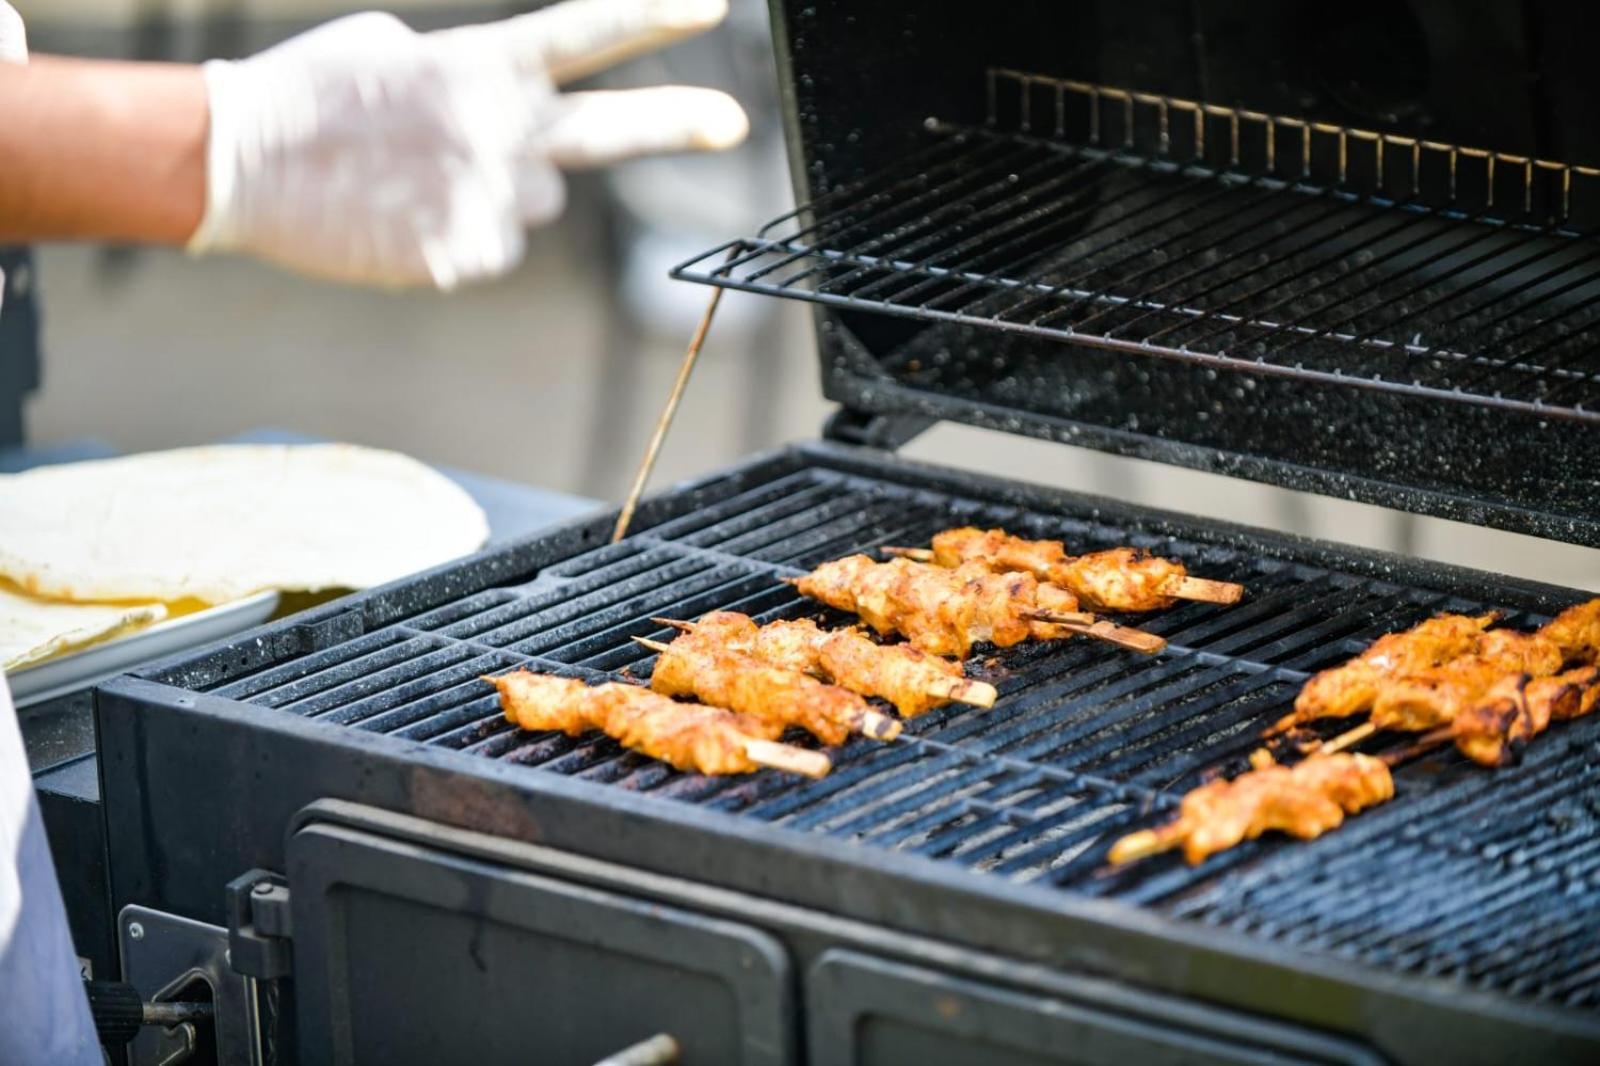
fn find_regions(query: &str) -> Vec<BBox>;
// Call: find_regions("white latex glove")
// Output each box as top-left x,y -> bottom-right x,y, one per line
188,0 -> 747,289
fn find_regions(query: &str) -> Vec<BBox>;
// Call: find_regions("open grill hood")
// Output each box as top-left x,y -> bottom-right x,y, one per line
674,1 -> 1600,546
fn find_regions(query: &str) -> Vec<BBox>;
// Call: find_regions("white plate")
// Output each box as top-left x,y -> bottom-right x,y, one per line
6,591 -> 281,707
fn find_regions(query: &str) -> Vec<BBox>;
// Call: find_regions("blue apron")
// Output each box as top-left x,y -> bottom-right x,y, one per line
0,249 -> 100,1063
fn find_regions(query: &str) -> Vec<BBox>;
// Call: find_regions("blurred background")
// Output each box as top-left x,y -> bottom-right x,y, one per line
12,0 -> 1600,589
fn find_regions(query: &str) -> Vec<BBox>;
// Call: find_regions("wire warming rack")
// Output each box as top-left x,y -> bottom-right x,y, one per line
673,69 -> 1600,423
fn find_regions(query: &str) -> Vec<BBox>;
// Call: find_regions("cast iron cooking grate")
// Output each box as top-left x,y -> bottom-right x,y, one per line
155,458 -> 1600,1011
673,69 -> 1600,423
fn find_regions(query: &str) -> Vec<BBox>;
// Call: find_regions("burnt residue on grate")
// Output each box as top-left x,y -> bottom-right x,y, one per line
163,457 -> 1600,1009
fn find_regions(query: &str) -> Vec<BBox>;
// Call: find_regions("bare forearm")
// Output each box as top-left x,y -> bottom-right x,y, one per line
0,56 -> 206,244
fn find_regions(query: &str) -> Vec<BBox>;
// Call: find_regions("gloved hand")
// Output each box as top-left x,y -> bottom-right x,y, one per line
188,0 -> 747,289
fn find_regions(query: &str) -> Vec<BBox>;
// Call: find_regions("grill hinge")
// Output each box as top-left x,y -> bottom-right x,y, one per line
822,408 -> 934,449
225,868 -> 293,980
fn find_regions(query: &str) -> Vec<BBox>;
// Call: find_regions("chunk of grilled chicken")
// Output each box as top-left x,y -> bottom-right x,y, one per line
1451,665 -> 1600,767
930,528 -> 1190,612
1367,629 -> 1564,733
487,670 -> 772,775
1537,598 -> 1600,666
648,635 -> 894,746
1108,753 -> 1395,866
1270,612 -> 1499,733
794,555 -> 1084,658
683,612 -> 992,718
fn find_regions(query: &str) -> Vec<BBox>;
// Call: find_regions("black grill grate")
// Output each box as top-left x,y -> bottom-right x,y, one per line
157,458 -> 1600,1013
673,70 -> 1600,423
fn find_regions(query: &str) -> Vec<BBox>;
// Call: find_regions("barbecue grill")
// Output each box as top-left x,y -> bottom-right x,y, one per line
92,3 -> 1600,1063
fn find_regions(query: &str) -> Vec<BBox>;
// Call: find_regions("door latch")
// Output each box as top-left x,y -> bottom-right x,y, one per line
225,868 -> 293,980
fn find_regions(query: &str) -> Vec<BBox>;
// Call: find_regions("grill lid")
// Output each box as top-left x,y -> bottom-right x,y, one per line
675,1 -> 1600,547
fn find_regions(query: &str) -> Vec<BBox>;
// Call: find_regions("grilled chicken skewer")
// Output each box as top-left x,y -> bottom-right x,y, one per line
788,555 -> 1165,659
1107,752 -> 1396,866
1317,628 -> 1563,753
485,670 -> 830,778
1316,598 -> 1600,754
1266,611 -> 1499,735
654,613 -> 997,718
884,527 -> 1243,611
1117,601 -> 1600,866
634,636 -> 903,744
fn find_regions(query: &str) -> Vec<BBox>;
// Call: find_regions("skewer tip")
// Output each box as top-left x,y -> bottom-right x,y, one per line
742,738 -> 831,778
631,636 -> 673,654
926,676 -> 999,709
1380,726 -> 1454,767
1168,576 -> 1245,605
1318,720 -> 1378,756
861,710 -> 904,742
650,617 -> 696,631
1030,613 -> 1166,655
1107,827 -> 1180,866
1024,609 -> 1097,626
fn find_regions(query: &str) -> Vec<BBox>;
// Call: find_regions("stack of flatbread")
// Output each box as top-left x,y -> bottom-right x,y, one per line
0,444 -> 489,673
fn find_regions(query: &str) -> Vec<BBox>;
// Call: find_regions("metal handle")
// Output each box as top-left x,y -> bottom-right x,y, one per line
84,980 -> 215,1046
593,1032 -> 680,1066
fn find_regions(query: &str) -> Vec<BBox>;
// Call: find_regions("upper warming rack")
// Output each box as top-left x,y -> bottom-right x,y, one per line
674,69 -> 1600,423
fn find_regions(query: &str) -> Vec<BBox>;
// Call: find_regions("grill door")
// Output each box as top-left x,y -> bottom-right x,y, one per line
285,820 -> 796,1065
807,951 -> 1381,1066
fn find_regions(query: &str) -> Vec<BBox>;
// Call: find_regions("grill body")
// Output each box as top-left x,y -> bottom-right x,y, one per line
101,444 -> 1600,1063
93,3 -> 1600,1062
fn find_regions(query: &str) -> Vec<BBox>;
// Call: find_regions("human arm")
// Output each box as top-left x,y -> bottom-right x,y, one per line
0,56 -> 206,245
0,0 -> 746,288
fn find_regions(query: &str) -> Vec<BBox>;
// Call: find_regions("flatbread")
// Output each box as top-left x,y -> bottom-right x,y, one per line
0,444 -> 489,604
0,584 -> 167,671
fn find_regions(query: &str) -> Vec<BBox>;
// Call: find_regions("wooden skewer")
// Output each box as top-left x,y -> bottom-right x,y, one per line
925,675 -> 999,708
631,636 -> 903,741
1106,825 -> 1184,865
1380,727 -> 1453,767
611,254 -> 732,543
740,738 -> 831,778
1167,576 -> 1244,604
1318,721 -> 1378,755
850,710 -> 902,740
1026,612 -> 1167,654
784,572 -> 1161,652
650,617 -> 999,709
881,547 -> 1243,605
1113,728 -> 1456,867
1025,608 -> 1099,627
882,546 -> 935,561
481,672 -> 830,779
